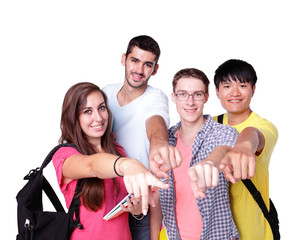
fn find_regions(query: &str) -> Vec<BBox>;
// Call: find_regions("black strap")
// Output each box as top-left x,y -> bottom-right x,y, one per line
217,114 -> 279,239
242,179 -> 279,239
40,143 -> 77,170
71,179 -> 83,229
43,176 -> 66,212
217,114 -> 224,125
41,144 -> 82,229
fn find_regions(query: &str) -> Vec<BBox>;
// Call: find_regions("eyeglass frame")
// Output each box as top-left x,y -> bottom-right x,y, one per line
174,90 -> 207,101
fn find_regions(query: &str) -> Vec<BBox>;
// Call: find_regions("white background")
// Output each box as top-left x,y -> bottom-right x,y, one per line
1,0 -> 299,239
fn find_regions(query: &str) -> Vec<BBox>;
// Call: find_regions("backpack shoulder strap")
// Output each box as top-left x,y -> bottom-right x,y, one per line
43,175 -> 66,212
241,179 -> 270,219
40,143 -> 77,170
69,179 -> 83,229
217,114 -> 224,124
33,143 -> 77,213
242,179 -> 279,239
41,144 -> 82,229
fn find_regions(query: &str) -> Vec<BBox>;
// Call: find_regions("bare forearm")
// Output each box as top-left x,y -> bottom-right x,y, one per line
203,145 -> 233,169
219,127 -> 261,182
146,115 -> 169,147
63,153 -> 124,180
236,127 -> 265,155
147,115 -> 182,178
91,153 -> 126,178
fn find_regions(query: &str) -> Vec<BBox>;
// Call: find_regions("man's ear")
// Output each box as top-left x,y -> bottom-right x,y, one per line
215,87 -> 220,99
151,64 -> 159,76
252,85 -> 256,96
121,53 -> 126,66
204,93 -> 209,103
171,92 -> 176,103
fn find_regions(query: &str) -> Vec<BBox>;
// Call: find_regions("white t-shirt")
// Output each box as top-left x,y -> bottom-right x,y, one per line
103,83 -> 170,169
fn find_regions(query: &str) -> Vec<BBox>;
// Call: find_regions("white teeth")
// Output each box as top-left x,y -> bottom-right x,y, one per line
185,108 -> 197,112
92,124 -> 103,129
229,100 -> 241,102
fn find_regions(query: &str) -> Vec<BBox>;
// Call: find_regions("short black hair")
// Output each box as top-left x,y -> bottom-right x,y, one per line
214,59 -> 257,90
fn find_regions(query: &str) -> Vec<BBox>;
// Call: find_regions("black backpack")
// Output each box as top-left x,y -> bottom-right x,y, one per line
217,114 -> 280,240
16,144 -> 83,240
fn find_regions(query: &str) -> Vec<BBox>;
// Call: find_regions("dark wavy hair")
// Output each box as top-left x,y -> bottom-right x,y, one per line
59,82 -> 122,211
125,35 -> 161,63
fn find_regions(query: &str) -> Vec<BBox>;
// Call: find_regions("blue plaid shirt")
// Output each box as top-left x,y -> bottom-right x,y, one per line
159,115 -> 240,240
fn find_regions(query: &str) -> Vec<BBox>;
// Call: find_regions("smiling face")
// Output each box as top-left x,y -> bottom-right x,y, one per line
172,77 -> 209,126
216,77 -> 255,122
79,91 -> 108,147
122,46 -> 158,91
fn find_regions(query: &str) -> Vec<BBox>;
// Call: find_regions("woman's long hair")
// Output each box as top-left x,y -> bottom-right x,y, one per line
59,82 -> 122,211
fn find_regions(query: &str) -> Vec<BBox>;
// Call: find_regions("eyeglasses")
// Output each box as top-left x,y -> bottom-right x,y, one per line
175,91 -> 206,101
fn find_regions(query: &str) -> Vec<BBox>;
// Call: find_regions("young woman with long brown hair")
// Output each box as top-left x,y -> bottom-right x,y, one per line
52,82 -> 168,239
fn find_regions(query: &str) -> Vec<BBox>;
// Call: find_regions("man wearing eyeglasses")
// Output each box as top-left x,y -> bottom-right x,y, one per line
153,68 -> 239,240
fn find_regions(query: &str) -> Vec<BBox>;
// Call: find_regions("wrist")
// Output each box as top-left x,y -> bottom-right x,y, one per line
114,156 -> 125,177
119,158 -> 139,175
150,139 -> 168,148
235,141 -> 255,153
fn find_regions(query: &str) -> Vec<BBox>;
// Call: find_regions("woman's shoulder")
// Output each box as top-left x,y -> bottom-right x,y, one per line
53,145 -> 81,159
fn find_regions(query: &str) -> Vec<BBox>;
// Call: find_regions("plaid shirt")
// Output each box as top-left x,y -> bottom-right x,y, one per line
159,115 -> 240,240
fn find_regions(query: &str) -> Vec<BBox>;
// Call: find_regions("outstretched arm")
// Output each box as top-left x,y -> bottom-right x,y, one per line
220,127 -> 264,183
187,127 -> 265,199
188,145 -> 232,198
63,152 -> 169,215
147,115 -> 182,178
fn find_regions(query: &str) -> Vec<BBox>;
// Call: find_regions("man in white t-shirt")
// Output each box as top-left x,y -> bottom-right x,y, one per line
103,35 -> 181,240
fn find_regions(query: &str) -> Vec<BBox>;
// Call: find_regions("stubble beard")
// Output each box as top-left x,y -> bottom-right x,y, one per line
125,70 -> 150,89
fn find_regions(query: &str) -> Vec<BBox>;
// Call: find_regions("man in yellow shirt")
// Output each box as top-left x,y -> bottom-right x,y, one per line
184,59 -> 279,239
211,59 -> 278,239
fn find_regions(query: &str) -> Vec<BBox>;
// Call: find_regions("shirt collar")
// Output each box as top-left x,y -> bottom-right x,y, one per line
169,114 -> 214,139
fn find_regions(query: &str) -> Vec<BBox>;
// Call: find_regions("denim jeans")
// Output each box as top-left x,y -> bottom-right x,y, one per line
129,212 -> 150,240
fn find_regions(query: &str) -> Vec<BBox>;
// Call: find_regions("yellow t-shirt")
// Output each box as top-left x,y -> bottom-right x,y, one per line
159,227 -> 168,240
214,112 -> 278,240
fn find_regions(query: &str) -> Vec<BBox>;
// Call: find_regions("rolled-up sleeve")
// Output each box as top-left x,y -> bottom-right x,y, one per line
52,147 -> 81,189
